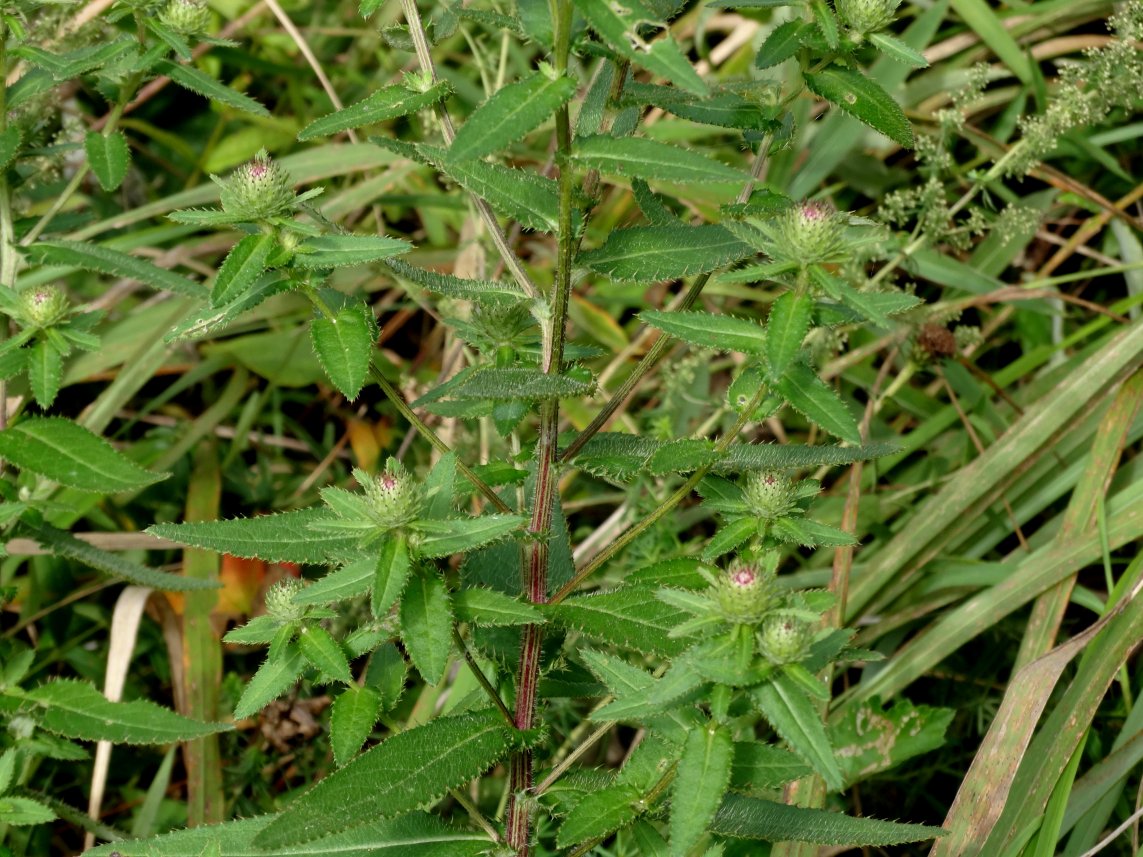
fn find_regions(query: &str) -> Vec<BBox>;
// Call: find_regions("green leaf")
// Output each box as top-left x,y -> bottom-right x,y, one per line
14,37 -> 135,80
223,615 -> 281,645
811,0 -> 839,48
168,273 -> 290,342
772,516 -> 857,548
574,0 -> 707,95
330,685 -> 383,767
718,441 -> 895,471
868,31 -> 929,68
372,535 -> 411,618
828,697 -> 953,786
621,82 -> 772,130
0,125 -> 23,171
777,361 -> 861,444
2,680 -> 229,744
450,69 -> 577,161
400,572 -> 454,684
803,65 -> 913,148
701,516 -> 757,562
557,782 -> 642,848
647,439 -> 718,475
84,130 -> 130,192
311,303 -> 376,401
752,673 -> 844,791
299,80 -> 453,140
642,309 -> 766,354
766,289 -> 812,381
431,367 -> 593,402
294,235 -> 412,269
385,258 -> 526,303
671,723 -> 733,857
453,588 -> 544,626
756,20 -> 808,69
578,225 -> 752,282
731,742 -> 811,793
0,796 -> 57,826
423,452 -> 457,519
711,792 -> 946,845
211,233 -> 275,306
412,514 -> 526,558
547,587 -> 691,656
572,135 -> 744,184
156,60 -> 271,117
424,146 -> 562,232
291,559 -> 373,606
252,710 -> 516,849
148,508 -> 362,565
0,417 -> 166,492
234,645 -> 308,720
27,339 -> 62,409
89,811 -> 493,856
28,240 -> 202,298
297,625 -> 352,685
593,659 -> 704,722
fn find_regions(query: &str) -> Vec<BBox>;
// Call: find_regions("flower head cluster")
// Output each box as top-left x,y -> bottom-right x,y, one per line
17,285 -> 70,329
159,0 -> 211,35
361,460 -> 424,531
215,150 -> 297,221
836,0 -> 901,34
713,559 -> 779,625
264,577 -> 307,623
743,471 -> 797,521
759,612 -> 814,664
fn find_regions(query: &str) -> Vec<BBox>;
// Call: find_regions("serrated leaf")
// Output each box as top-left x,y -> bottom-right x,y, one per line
0,417 -> 166,492
453,588 -> 544,626
27,339 -> 62,408
89,811 -> 493,856
0,796 -> 57,826
572,135 -> 744,184
578,225 -> 752,282
156,59 -> 270,117
372,535 -> 411,618
642,309 -> 766,354
400,573 -> 453,684
6,680 -> 229,744
671,724 -> 733,856
28,240 -> 202,298
593,659 -> 704,721
252,710 -> 515,848
84,130 -> 130,192
412,514 -> 526,558
297,625 -> 352,684
811,0 -> 839,48
731,742 -> 811,793
803,64 -> 913,148
169,274 -> 291,342
330,685 -> 383,767
211,233 -> 275,306
148,508 -> 362,565
580,649 -> 655,696
701,516 -> 757,562
385,257 -> 526,303
289,559 -> 372,606
772,516 -> 857,548
621,82 -> 772,130
766,289 -> 812,381
752,673 -> 843,791
424,146 -> 562,232
432,367 -> 593,402
557,782 -> 641,848
547,587 -> 691,656
717,441 -> 894,470
294,235 -> 412,269
647,439 -> 718,475
868,31 -> 929,67
14,37 -> 135,80
711,793 -> 946,845
574,0 -> 707,95
223,614 -> 281,645
450,69 -> 577,161
777,361 -> 861,444
0,125 -> 23,171
234,645 -> 308,720
828,697 -> 953,786
299,80 -> 453,140
311,303 -> 375,400
756,20 -> 808,69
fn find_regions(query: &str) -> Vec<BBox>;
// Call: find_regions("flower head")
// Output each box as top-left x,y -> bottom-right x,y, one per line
19,285 -> 70,329
774,200 -> 847,265
759,613 -> 813,664
713,558 -> 778,624
216,150 -> 296,221
743,471 -> 796,521
836,0 -> 902,34
361,460 -> 423,530
159,0 -> 211,35
264,577 -> 306,623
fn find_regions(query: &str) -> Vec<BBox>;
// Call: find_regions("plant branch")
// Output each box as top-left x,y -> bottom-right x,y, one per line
452,626 -> 514,727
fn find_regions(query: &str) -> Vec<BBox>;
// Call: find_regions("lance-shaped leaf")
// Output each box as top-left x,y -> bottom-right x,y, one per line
148,508 -> 362,565
622,82 -> 773,130
777,361 -> 861,444
731,742 -> 811,793
772,516 -> 858,548
330,685 -> 383,767
642,309 -> 766,354
557,782 -> 642,848
290,558 -> 372,606
27,339 -> 62,408
156,60 -> 270,117
372,535 -> 411,618
717,441 -> 895,471
437,367 -> 594,402
671,723 -> 734,856
85,130 -> 130,191
546,587 -> 692,656
454,588 -> 544,626
297,625 -> 352,685
211,233 -> 275,306
752,673 -> 844,791
400,572 -> 454,684
0,796 -> 56,826
234,644 -> 308,720
89,811 -> 493,856
253,710 -> 517,848
572,135 -> 744,184
299,80 -> 453,140
169,273 -> 290,342
0,126 -> 22,171
28,240 -> 202,298
412,515 -> 527,557
293,235 -> 412,269
450,68 -> 577,161
310,302 -> 376,401
423,146 -> 562,232
0,417 -> 166,492
574,0 -> 707,95
766,289 -> 812,381
756,19 -> 809,69
1,680 -> 230,744
385,258 -> 526,303
578,225 -> 752,282
803,64 -> 913,148
711,793 -> 946,845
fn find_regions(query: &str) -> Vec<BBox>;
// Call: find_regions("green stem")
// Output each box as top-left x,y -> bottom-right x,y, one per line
452,626 -> 514,727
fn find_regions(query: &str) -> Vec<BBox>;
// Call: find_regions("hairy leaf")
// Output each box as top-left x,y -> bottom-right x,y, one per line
424,146 -> 562,232
412,514 -> 527,557
400,573 -> 454,684
0,796 -> 57,826
557,782 -> 641,848
157,60 -> 271,117
756,20 -> 809,69
0,126 -> 22,171
311,302 -> 376,400
622,82 -> 772,129
299,80 -> 453,140
572,135 -> 744,184
294,235 -> 412,269
547,587 -> 691,656
297,625 -> 352,685
385,257 -> 527,303
450,69 -> 577,161
777,361 -> 861,444
453,588 -> 544,626
330,685 -> 383,767
642,309 -> 766,353
766,289 -> 812,381
578,225 -> 752,282
803,64 -> 913,148
752,674 -> 844,791
731,742 -> 811,793
434,367 -> 593,402
234,645 -> 308,720
372,535 -> 412,618
85,130 -> 130,191
28,240 -> 202,298
828,697 -> 953,786
211,233 -> 275,306
671,724 -> 733,856
27,340 -> 62,409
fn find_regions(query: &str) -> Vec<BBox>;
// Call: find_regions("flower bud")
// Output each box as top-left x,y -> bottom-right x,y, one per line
759,613 -> 813,664
714,560 -> 778,624
264,577 -> 306,623
776,200 -> 846,264
216,150 -> 296,220
19,285 -> 69,329
159,0 -> 211,35
362,460 -> 423,530
743,471 -> 795,521
836,0 -> 901,33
